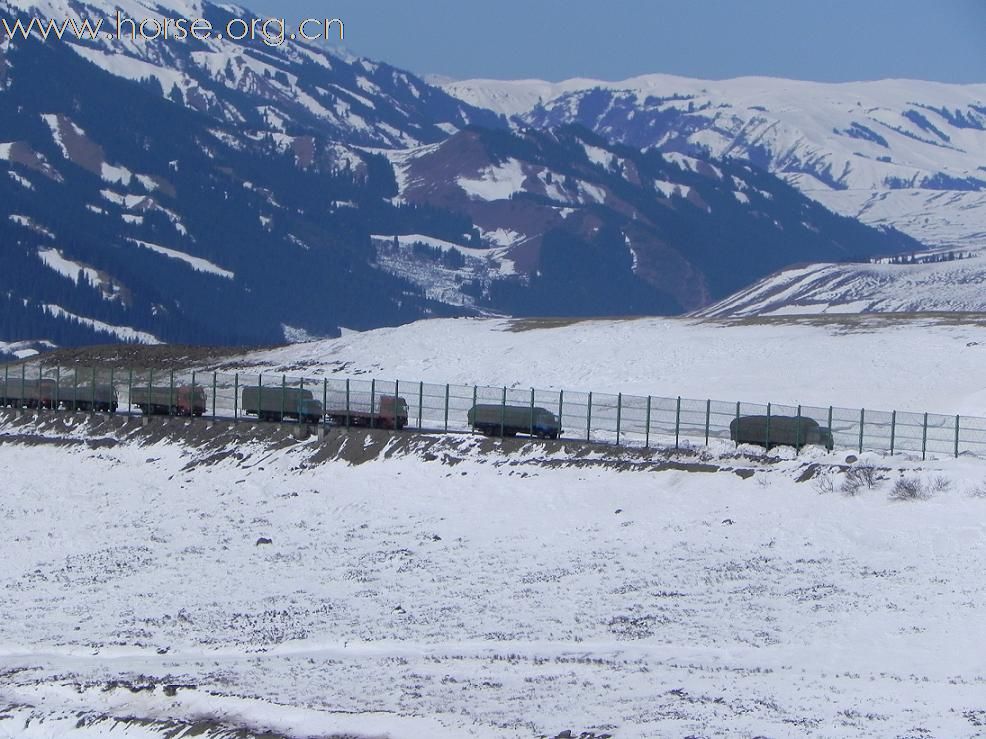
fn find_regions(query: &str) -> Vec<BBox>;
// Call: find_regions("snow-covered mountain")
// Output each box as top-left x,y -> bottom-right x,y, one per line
0,0 -> 517,347
3,0 -> 502,147
0,31 -> 482,347
374,126 -> 917,315
0,1 -> 939,349
444,74 -> 986,249
694,249 -> 986,317
0,19 -> 919,350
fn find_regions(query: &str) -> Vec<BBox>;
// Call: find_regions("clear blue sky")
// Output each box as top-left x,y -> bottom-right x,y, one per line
241,0 -> 986,83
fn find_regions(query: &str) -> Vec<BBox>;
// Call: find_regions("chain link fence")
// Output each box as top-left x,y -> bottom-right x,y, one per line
1,362 -> 983,459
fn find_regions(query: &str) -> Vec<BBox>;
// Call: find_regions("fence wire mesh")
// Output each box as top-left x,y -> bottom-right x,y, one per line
2,363 -> 986,459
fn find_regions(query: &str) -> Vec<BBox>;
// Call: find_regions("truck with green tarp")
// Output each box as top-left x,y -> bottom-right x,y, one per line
324,392 -> 408,429
241,386 -> 323,423
0,378 -> 57,409
468,403 -> 561,439
131,385 -> 207,416
729,415 -> 834,451
56,383 -> 118,413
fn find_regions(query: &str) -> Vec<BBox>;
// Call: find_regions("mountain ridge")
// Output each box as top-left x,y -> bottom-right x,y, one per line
0,0 -> 931,353
444,73 -> 986,249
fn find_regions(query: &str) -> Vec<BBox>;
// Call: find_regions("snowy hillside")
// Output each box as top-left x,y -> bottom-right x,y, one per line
205,314 -> 986,418
695,252 -> 986,318
371,127 -> 916,315
0,0 -> 511,346
5,316 -> 986,735
3,3 -> 920,347
445,74 -> 986,248
2,0 -> 501,148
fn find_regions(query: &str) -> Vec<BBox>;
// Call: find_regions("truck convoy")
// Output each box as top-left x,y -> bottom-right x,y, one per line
0,369 -> 847,453
467,403 -> 561,439
0,379 -> 118,413
240,387 -> 409,428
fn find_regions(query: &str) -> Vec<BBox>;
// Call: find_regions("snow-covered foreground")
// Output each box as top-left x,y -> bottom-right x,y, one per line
3,414 -> 986,737
222,315 -> 986,417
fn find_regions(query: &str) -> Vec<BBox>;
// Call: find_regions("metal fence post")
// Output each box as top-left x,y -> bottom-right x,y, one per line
346,378 -> 351,428
616,393 -> 622,446
530,388 -> 536,438
3,364 -> 7,408
234,373 -> 239,421
675,396 -> 681,450
90,366 -> 96,413
105,365 -> 116,415
500,386 -> 506,438
858,409 -> 865,454
795,405 -> 802,452
257,374 -> 263,421
20,364 -> 25,409
281,375 -> 287,423
169,369 -> 175,416
705,399 -> 711,446
890,410 -> 896,456
827,406 -> 833,446
212,372 -> 217,421
370,379 -> 376,428
190,370 -> 195,418
586,391 -> 593,443
765,402 -> 771,450
417,381 -> 423,430
558,389 -> 564,439
472,386 -> 478,435
55,365 -> 60,410
323,379 -> 328,431
735,401 -> 741,448
394,379 -> 400,430
645,395 -> 651,448
955,415 -> 960,458
922,412 -> 928,461
127,367 -> 132,416
444,383 -> 449,433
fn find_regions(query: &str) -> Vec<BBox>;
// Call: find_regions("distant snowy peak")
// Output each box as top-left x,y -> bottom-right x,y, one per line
445,74 -> 986,247
447,74 -> 986,192
441,77 -> 605,118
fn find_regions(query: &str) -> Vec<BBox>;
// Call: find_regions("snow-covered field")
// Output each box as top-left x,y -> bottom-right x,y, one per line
223,315 -> 986,417
6,316 -> 986,737
2,414 -> 986,737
